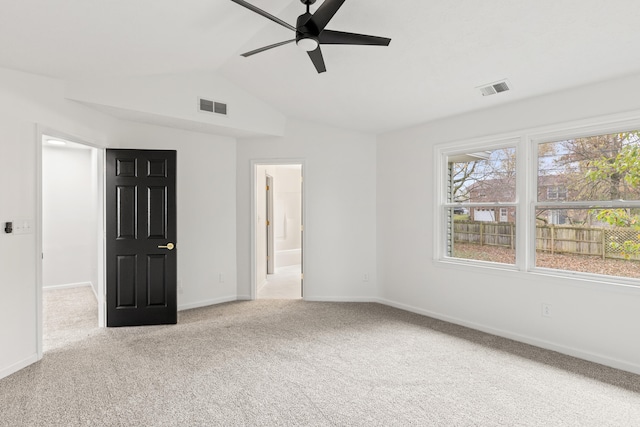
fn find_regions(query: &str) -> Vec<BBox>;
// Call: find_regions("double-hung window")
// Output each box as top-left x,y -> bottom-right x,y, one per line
534,130 -> 640,279
440,140 -> 518,266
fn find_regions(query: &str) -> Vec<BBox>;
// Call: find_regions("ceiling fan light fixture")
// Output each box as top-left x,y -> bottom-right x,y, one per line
296,37 -> 319,51
46,138 -> 67,146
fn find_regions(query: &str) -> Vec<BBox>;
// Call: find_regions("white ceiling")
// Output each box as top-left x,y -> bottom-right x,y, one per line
2,0 -> 640,134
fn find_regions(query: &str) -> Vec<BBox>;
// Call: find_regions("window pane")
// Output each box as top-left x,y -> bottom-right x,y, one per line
449,147 -> 516,204
535,208 -> 640,278
449,208 -> 516,265
538,131 -> 640,202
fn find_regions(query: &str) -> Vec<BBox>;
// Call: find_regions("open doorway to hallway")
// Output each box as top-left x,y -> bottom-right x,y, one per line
255,163 -> 303,299
40,135 -> 103,352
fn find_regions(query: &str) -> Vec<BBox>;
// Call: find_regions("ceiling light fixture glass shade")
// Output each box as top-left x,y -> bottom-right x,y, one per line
297,37 -> 318,51
46,139 -> 67,146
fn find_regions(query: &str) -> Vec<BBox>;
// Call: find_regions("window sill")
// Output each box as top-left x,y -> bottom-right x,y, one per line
433,258 -> 640,294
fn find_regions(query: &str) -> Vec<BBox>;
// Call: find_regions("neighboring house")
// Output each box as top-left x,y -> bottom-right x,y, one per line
537,175 -> 570,224
465,176 -> 577,224
466,178 -> 516,222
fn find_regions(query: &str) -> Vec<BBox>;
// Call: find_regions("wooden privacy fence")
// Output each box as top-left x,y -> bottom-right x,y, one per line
453,220 -> 640,261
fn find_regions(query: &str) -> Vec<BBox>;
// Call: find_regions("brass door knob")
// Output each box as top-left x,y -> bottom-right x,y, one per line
158,243 -> 175,250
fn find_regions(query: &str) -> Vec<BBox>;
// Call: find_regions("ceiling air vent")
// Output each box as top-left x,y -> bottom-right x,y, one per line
199,97 -> 228,116
477,80 -> 511,97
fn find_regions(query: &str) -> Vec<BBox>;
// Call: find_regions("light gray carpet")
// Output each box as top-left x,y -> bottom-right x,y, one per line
259,264 -> 302,300
1,287 -> 639,426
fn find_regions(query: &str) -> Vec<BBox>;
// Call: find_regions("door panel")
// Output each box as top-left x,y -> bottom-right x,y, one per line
147,187 -> 167,238
106,149 -> 177,327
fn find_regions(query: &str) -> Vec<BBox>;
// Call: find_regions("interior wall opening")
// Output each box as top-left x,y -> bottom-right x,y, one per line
254,163 -> 303,299
40,134 -> 102,353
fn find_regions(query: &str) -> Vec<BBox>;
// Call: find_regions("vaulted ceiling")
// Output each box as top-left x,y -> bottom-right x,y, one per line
2,0 -> 640,133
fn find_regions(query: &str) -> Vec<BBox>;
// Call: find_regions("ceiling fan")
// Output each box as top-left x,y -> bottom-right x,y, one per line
230,0 -> 391,73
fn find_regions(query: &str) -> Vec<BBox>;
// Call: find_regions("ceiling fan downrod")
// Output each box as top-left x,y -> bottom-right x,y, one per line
301,0 -> 316,13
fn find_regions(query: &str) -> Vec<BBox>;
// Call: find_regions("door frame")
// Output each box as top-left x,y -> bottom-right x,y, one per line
250,159 -> 305,300
35,125 -> 106,360
266,174 -> 275,275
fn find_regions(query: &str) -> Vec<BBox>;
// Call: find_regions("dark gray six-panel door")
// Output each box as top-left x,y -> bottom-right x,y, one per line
106,149 -> 177,327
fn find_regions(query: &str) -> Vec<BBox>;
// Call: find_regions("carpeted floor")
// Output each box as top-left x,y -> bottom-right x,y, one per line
1,287 -> 639,426
258,264 -> 302,300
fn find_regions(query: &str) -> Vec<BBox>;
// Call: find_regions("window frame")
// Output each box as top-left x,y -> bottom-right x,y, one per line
434,115 -> 640,288
435,136 -> 523,270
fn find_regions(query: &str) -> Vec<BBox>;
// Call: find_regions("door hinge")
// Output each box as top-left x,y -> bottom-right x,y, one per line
266,185 -> 270,191
266,220 -> 270,226
301,273 -> 304,280
300,225 -> 304,231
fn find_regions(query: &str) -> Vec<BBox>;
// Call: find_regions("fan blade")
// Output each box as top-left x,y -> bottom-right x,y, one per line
230,0 -> 296,32
309,0 -> 345,32
241,39 -> 295,57
307,46 -> 327,73
319,30 -> 391,46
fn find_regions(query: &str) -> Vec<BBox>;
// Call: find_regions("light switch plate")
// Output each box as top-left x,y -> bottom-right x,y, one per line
12,218 -> 34,235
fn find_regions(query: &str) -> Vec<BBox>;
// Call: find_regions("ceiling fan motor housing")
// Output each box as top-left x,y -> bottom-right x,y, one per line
296,12 -> 319,50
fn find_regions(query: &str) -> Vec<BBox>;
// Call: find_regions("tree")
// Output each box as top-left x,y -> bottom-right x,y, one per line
557,131 -> 640,201
586,136 -> 640,191
584,131 -> 640,258
450,148 -> 516,203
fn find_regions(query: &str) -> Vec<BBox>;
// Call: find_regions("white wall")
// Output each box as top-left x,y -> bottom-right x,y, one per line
0,66 -> 115,380
42,144 -> 97,292
114,121 -> 238,310
377,73 -> 640,375
237,119 -> 378,301
65,71 -> 287,137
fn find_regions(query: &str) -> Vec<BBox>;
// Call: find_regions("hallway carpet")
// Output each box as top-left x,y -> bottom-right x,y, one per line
1,287 -> 639,426
258,264 -> 302,300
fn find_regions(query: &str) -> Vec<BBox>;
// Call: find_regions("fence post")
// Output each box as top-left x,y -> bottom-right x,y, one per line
510,223 -> 514,249
550,225 -> 555,255
480,222 -> 484,246
602,229 -> 606,260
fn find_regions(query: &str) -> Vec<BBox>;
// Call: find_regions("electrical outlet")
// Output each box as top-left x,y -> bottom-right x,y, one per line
363,273 -> 369,282
178,279 -> 183,294
219,273 -> 224,283
542,303 -> 552,317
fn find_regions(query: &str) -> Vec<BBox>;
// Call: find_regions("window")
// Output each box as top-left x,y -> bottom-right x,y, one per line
437,125 -> 640,285
546,186 -> 567,200
536,130 -> 640,279
443,144 -> 517,265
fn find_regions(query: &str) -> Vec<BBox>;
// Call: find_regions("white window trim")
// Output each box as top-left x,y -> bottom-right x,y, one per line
434,110 -> 640,289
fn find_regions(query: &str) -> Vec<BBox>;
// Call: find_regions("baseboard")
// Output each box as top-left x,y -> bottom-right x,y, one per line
0,353 -> 38,381
236,294 -> 252,301
178,295 -> 238,311
304,296 -> 377,303
43,281 -> 92,291
375,297 -> 640,376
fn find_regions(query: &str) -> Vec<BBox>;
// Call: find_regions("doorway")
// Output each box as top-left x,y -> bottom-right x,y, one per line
37,132 -> 105,356
253,162 -> 304,299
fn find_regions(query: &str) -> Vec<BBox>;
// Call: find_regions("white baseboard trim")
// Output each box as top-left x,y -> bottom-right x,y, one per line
43,281 -> 92,291
178,295 -> 238,311
303,296 -> 377,303
0,353 -> 39,381
236,295 -> 252,301
375,297 -> 640,376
